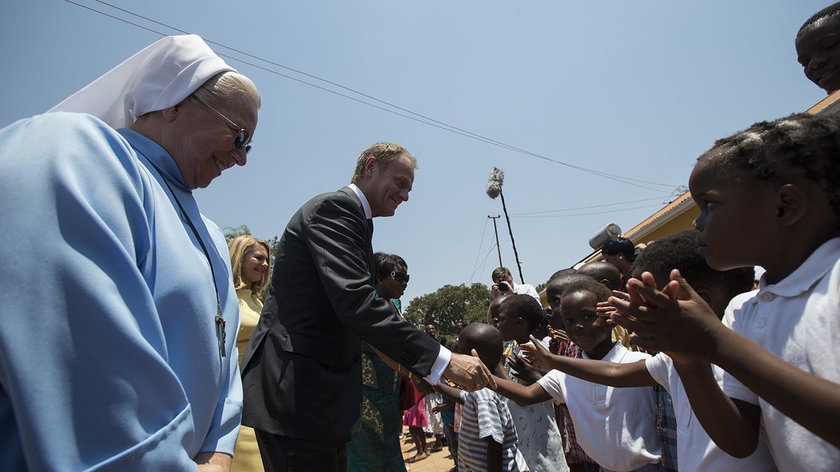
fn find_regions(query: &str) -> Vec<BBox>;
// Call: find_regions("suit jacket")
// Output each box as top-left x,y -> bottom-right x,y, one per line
241,187 -> 441,444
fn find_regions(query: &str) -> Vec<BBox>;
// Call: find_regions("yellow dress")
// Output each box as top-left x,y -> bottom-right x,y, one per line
230,288 -> 264,472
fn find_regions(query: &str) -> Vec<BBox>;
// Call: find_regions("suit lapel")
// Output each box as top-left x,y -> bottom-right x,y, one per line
338,187 -> 376,284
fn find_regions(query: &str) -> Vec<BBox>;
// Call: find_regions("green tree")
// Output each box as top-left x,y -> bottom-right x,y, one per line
223,225 -> 251,242
403,283 -> 491,337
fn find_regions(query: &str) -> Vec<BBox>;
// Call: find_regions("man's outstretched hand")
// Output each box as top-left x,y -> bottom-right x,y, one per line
444,351 -> 497,391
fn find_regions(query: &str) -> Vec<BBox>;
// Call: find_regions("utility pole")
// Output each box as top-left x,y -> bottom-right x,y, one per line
488,215 -> 502,267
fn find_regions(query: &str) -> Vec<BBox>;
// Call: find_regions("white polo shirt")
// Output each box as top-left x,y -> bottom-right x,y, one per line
645,353 -> 777,471
722,237 -> 840,472
536,342 -> 660,472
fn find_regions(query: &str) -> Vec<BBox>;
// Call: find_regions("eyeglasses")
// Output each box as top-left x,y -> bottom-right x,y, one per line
391,271 -> 410,283
191,95 -> 252,153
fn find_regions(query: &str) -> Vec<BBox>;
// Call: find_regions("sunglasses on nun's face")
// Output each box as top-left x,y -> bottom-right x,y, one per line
191,95 -> 252,154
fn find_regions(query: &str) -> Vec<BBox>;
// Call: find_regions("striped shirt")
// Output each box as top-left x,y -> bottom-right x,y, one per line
458,388 -> 529,472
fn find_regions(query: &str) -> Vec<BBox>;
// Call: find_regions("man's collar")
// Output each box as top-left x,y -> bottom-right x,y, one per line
348,183 -> 372,219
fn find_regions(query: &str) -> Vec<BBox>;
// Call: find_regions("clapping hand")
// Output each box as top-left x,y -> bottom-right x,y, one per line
607,269 -> 722,362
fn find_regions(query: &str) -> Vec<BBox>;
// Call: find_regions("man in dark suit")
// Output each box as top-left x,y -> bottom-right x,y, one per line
241,142 -> 493,472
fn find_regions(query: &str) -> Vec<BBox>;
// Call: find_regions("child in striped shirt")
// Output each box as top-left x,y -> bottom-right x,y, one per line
436,323 -> 529,472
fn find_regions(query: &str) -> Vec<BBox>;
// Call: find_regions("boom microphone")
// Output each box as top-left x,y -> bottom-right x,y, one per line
486,167 -> 504,199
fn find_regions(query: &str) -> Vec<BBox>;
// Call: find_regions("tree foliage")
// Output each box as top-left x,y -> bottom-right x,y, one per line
223,225 -> 251,242
403,283 -> 491,335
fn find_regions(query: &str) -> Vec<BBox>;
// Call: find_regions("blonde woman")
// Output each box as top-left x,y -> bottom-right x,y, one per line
228,235 -> 270,472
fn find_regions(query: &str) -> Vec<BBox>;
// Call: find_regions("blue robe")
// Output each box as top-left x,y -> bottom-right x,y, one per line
0,112 -> 242,471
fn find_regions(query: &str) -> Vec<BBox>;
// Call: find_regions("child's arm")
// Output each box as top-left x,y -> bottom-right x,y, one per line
610,270 -> 840,448
486,437 -> 502,472
492,375 -> 552,406
434,381 -> 465,405
431,401 -> 454,413
520,335 -> 655,387
673,359 -> 762,457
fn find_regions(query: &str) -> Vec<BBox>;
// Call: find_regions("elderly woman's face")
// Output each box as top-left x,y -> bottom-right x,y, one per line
167,95 -> 258,189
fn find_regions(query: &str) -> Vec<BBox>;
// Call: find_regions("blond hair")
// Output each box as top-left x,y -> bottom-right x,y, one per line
228,235 -> 270,295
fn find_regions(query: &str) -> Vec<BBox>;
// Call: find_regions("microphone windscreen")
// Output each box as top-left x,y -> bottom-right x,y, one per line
486,167 -> 504,199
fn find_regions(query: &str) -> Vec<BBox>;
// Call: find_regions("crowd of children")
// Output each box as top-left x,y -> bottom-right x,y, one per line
405,5 -> 840,471
427,104 -> 840,472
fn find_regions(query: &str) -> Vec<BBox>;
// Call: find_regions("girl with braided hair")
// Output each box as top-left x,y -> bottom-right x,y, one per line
608,112 -> 840,471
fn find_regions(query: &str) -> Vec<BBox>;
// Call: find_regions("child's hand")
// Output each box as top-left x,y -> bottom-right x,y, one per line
596,299 -> 619,323
608,269 -> 723,361
546,326 -> 569,343
506,353 -> 543,385
520,335 -> 553,371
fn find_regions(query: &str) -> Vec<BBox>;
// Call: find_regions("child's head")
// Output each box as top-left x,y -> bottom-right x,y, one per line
577,261 -> 623,291
559,279 -> 613,354
690,113 -> 840,275
496,294 -> 544,343
632,230 -> 754,317
796,2 -> 840,94
486,293 -> 510,327
546,274 -> 598,330
601,237 -> 635,273
548,267 -> 577,282
457,322 -> 503,372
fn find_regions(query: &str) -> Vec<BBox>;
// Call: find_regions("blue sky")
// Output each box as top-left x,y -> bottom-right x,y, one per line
1,1 -> 831,307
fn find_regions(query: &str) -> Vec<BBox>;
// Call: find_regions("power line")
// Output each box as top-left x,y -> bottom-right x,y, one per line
513,202 -> 664,218
512,196 -> 670,216
68,0 -> 680,192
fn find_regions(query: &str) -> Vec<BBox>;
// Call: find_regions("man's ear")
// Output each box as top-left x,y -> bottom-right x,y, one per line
159,103 -> 182,122
776,183 -> 807,227
364,156 -> 377,176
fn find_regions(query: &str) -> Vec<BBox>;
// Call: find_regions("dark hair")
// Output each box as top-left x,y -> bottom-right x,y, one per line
373,252 -> 406,283
698,112 -> 840,221
547,268 -> 577,283
546,273 -> 598,300
499,294 -> 545,329
458,323 -> 503,369
601,237 -> 636,262
797,2 -> 840,39
633,230 -> 754,302
577,261 -> 622,291
561,278 -> 613,304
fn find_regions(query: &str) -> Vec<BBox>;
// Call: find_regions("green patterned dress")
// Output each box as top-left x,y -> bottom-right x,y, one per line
345,299 -> 406,472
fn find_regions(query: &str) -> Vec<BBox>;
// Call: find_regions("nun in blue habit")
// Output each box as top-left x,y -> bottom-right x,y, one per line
0,35 -> 260,471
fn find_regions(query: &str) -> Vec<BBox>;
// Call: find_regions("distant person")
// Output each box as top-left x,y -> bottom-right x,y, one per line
228,235 -> 271,472
241,142 -> 493,472
437,324 -> 530,472
600,237 -> 636,290
0,35 -> 259,470
576,262 -> 621,291
491,266 -> 540,302
523,231 -> 776,472
796,2 -> 840,94
608,112 -> 840,470
494,279 -> 661,472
